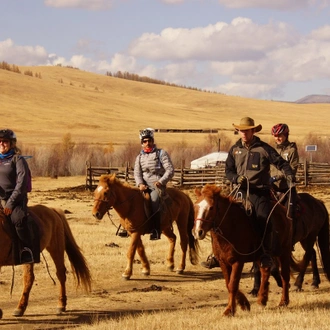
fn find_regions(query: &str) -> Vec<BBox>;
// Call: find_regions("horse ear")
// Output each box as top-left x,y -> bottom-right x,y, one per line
194,187 -> 202,197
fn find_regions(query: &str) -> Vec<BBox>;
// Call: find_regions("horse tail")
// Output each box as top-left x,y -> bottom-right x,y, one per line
52,208 -> 92,292
187,197 -> 200,265
316,201 -> 330,281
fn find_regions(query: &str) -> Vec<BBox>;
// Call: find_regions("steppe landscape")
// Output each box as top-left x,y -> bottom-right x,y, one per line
1,66 -> 330,329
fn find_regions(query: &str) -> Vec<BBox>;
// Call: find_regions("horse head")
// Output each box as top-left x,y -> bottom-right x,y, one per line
92,174 -> 117,220
192,184 -> 221,240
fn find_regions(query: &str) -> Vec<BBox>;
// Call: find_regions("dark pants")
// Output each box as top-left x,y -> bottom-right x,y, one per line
240,189 -> 273,253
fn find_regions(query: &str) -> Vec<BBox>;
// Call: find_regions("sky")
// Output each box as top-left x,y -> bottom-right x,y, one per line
1,0 -> 330,102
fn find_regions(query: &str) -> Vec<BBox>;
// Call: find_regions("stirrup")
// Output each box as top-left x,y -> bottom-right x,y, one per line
117,229 -> 129,238
20,247 -> 34,264
150,229 -> 161,240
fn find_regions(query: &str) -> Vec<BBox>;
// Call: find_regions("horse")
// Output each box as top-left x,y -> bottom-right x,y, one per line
250,192 -> 330,295
92,174 -> 199,280
0,205 -> 92,318
193,184 -> 295,316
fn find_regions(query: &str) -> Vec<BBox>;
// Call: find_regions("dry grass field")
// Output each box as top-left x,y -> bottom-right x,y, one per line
0,176 -> 329,329
2,66 -> 330,329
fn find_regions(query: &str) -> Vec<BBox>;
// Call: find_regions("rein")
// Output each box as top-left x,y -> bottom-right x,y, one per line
198,183 -> 291,257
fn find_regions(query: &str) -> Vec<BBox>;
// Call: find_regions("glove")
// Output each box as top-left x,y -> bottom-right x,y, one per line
286,175 -> 295,186
237,175 -> 247,185
269,176 -> 278,184
3,207 -> 12,216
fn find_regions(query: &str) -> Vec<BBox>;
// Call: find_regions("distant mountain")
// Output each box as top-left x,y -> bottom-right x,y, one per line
295,94 -> 330,104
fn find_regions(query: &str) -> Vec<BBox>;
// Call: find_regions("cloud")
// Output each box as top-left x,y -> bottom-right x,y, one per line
216,0 -> 330,10
0,39 -> 49,65
44,0 -> 114,10
128,18 -> 297,62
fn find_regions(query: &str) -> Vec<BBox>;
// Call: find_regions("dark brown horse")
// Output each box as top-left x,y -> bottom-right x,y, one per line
250,192 -> 330,294
193,184 -> 294,316
0,205 -> 92,318
92,174 -> 199,280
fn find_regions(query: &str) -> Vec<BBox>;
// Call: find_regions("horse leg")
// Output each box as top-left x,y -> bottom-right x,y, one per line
249,261 -> 261,296
162,226 -> 177,272
278,255 -> 291,306
172,220 -> 189,274
122,232 -> 140,280
294,242 -> 313,291
47,246 -> 68,313
136,235 -> 150,276
310,248 -> 321,289
13,264 -> 35,317
236,290 -> 251,312
223,261 -> 244,316
257,263 -> 271,306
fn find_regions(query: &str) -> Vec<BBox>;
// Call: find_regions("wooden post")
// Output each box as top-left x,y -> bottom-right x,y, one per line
304,158 -> 307,187
180,160 -> 185,187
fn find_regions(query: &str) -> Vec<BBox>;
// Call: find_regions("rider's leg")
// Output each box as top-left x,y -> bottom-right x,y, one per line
150,189 -> 161,240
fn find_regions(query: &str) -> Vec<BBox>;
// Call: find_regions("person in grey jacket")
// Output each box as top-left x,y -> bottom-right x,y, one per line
134,128 -> 174,240
0,129 -> 34,264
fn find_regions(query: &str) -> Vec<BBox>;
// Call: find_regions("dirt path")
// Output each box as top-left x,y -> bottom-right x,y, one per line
0,177 -> 329,329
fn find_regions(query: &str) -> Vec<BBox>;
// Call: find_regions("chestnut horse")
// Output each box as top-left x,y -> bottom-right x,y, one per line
251,192 -> 330,295
193,184 -> 294,316
0,205 -> 92,318
92,174 -> 199,280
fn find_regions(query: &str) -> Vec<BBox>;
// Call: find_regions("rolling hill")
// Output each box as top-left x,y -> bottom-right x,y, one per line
2,65 -> 330,149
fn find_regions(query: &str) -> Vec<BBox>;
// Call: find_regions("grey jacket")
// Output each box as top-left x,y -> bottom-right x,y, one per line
134,147 -> 174,187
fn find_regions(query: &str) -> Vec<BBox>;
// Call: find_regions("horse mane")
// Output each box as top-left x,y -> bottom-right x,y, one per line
99,173 -> 137,189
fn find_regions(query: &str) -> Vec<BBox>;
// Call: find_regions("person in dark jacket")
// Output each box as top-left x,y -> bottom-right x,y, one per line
225,117 -> 294,268
270,123 -> 299,249
134,128 -> 174,240
0,129 -> 34,264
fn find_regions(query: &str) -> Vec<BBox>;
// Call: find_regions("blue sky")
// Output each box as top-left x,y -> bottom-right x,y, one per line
1,0 -> 330,101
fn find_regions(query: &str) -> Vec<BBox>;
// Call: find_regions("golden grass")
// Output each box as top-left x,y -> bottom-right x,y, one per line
0,176 -> 329,329
2,66 -> 330,149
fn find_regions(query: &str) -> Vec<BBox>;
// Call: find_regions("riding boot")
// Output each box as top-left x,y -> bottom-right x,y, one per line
16,224 -> 34,264
150,211 -> 161,240
260,224 -> 274,268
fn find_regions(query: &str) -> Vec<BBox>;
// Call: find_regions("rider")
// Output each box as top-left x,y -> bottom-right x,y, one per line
134,128 -> 174,240
270,123 -> 299,248
225,117 -> 294,268
0,129 -> 34,264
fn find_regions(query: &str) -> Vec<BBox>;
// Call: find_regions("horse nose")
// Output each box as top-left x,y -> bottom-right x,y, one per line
93,212 -> 102,220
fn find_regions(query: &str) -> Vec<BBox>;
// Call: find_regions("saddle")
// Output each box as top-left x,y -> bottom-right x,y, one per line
1,211 -> 41,265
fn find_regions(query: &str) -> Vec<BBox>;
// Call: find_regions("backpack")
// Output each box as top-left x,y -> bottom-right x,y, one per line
11,154 -> 32,193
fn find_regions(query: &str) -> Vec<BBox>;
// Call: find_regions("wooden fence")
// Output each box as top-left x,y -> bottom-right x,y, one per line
85,159 -> 330,191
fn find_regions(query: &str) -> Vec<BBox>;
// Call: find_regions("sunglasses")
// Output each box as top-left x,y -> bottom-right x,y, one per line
0,139 -> 10,144
142,139 -> 152,144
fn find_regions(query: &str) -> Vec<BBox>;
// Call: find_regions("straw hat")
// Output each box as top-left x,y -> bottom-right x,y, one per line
232,117 -> 262,132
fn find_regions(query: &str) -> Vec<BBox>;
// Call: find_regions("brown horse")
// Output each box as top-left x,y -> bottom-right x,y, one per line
251,192 -> 330,294
92,174 -> 199,280
0,205 -> 92,318
193,184 -> 294,316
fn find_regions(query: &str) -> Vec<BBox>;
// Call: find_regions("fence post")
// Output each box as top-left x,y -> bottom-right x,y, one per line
125,162 -> 129,182
86,161 -> 92,190
180,160 -> 185,187
304,159 -> 307,187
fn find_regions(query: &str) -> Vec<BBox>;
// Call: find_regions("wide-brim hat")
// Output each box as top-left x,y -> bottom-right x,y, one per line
232,117 -> 262,133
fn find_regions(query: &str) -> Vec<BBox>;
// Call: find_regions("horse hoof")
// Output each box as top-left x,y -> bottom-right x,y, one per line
167,265 -> 174,271
141,270 -> 150,276
13,308 -> 25,317
122,274 -> 131,280
56,307 -> 66,315
176,269 -> 184,275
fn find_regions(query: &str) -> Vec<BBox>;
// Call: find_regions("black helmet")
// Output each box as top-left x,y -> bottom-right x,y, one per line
0,129 -> 16,142
139,128 -> 155,141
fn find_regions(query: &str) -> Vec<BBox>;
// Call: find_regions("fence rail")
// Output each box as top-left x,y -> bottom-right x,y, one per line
85,159 -> 330,190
